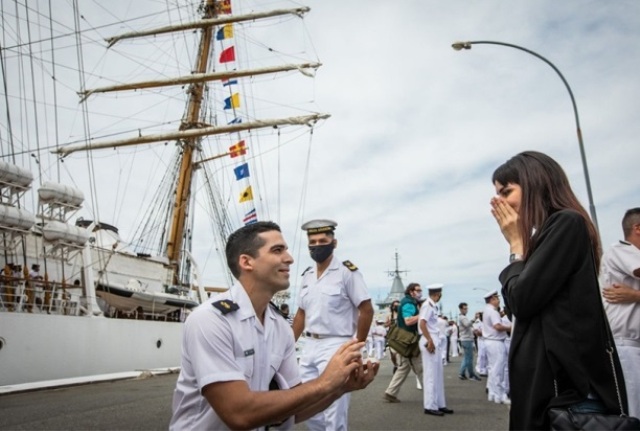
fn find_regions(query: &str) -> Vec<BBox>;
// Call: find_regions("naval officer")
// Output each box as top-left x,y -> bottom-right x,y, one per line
292,219 -> 374,431
482,289 -> 511,405
170,221 -> 378,430
419,283 -> 454,416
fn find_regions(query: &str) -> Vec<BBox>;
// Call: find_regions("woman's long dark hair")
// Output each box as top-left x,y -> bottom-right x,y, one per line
492,151 -> 601,270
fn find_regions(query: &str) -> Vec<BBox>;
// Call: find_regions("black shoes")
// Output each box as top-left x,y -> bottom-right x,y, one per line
458,375 -> 467,380
439,407 -> 454,414
469,376 -> 482,381
424,409 -> 444,416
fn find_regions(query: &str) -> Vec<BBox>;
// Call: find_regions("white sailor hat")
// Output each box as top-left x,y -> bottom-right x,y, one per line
301,219 -> 337,235
483,289 -> 499,300
427,283 -> 444,293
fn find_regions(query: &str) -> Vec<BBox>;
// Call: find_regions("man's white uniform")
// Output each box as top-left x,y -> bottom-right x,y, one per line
419,297 -> 447,411
170,283 -> 300,431
483,301 -> 509,404
371,322 -> 387,360
437,315 -> 448,364
297,255 -> 370,431
601,240 -> 640,418
473,317 -> 487,375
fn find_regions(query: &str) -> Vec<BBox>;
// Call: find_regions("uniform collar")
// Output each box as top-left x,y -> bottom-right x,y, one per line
310,254 -> 340,274
427,297 -> 437,308
620,240 -> 632,246
229,282 -> 259,321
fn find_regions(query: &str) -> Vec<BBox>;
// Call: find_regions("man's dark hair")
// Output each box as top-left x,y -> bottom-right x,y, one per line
459,302 -> 467,309
225,221 -> 281,279
622,208 -> 640,239
405,282 -> 420,296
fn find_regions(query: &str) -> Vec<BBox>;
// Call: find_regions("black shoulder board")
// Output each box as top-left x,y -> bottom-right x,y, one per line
343,260 -> 358,271
269,301 -> 288,320
301,266 -> 312,276
212,299 -> 239,315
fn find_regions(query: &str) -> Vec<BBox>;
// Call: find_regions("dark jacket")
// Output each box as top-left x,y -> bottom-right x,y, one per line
500,210 -> 628,430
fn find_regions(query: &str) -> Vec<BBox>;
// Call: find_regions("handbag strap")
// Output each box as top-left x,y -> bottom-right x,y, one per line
553,245 -> 627,417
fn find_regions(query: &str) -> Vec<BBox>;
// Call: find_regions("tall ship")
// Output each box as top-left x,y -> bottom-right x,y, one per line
0,0 -> 327,388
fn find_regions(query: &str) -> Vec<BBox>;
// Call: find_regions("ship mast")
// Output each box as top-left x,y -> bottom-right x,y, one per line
166,0 -> 216,284
52,2 -> 327,286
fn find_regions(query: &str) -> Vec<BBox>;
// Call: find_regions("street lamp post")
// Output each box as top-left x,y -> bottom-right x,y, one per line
451,40 -> 599,233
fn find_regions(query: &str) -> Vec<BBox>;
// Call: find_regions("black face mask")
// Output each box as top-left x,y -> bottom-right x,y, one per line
309,243 -> 334,263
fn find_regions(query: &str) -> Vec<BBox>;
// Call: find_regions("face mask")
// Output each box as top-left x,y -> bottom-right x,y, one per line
414,292 -> 423,300
309,243 -> 334,263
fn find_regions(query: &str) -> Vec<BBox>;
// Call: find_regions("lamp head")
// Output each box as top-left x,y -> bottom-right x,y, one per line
452,41 -> 472,51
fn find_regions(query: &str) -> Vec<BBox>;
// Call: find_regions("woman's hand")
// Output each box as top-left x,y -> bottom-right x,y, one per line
490,197 -> 523,252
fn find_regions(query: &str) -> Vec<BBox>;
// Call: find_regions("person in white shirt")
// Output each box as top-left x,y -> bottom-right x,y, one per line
419,284 -> 453,416
292,219 -> 374,431
482,290 -> 511,405
600,207 -> 640,418
170,221 -> 378,431
472,312 -> 488,376
371,320 -> 387,360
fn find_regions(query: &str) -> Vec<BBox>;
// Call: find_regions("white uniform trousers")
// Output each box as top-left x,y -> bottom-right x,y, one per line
476,338 -> 488,375
439,335 -> 447,364
484,339 -> 508,403
365,336 -> 373,358
299,336 -> 352,431
420,338 -> 447,410
615,339 -> 640,418
373,338 -> 385,360
450,336 -> 459,357
503,338 -> 511,395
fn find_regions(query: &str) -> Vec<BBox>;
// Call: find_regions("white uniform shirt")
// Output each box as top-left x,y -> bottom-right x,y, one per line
482,304 -> 506,341
170,283 -> 300,431
601,240 -> 640,341
472,318 -> 483,339
371,323 -> 387,341
418,298 -> 439,338
297,255 -> 370,336
437,316 -> 448,340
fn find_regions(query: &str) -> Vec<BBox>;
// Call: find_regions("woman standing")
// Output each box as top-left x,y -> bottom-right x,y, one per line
490,151 -> 628,430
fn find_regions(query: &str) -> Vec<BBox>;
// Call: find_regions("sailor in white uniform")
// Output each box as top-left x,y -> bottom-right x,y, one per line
600,208 -> 640,418
482,290 -> 511,405
170,221 -> 376,431
292,219 -> 374,431
419,284 -> 453,416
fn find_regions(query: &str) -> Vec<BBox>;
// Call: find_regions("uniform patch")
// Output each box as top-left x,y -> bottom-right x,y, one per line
212,299 -> 239,315
244,348 -> 255,357
342,260 -> 358,271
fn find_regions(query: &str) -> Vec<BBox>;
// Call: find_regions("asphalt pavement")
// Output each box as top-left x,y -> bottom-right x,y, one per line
0,354 -> 509,430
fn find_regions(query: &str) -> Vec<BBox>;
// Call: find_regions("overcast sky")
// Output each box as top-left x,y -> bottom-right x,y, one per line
3,0 -> 639,318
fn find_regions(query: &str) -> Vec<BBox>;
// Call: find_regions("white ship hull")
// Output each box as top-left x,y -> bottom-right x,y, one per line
0,311 -> 183,387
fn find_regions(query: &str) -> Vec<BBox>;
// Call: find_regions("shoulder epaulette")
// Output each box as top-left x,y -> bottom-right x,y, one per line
342,260 -> 358,271
301,266 -> 312,276
212,299 -> 239,315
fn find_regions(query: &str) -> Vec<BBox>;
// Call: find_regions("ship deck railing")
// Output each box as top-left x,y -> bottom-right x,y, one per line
0,277 -> 82,316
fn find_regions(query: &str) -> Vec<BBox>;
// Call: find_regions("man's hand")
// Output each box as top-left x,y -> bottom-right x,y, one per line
343,360 -> 379,392
603,283 -> 640,304
319,340 -> 364,393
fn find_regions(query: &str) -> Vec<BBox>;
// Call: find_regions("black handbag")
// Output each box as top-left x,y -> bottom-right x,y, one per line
548,249 -> 640,431
549,407 -> 640,431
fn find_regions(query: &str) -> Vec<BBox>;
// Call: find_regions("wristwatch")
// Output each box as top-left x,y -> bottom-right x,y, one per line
509,253 -> 523,263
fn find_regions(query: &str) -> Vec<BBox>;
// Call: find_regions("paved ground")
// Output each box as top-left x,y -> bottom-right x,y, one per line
0,355 -> 509,430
